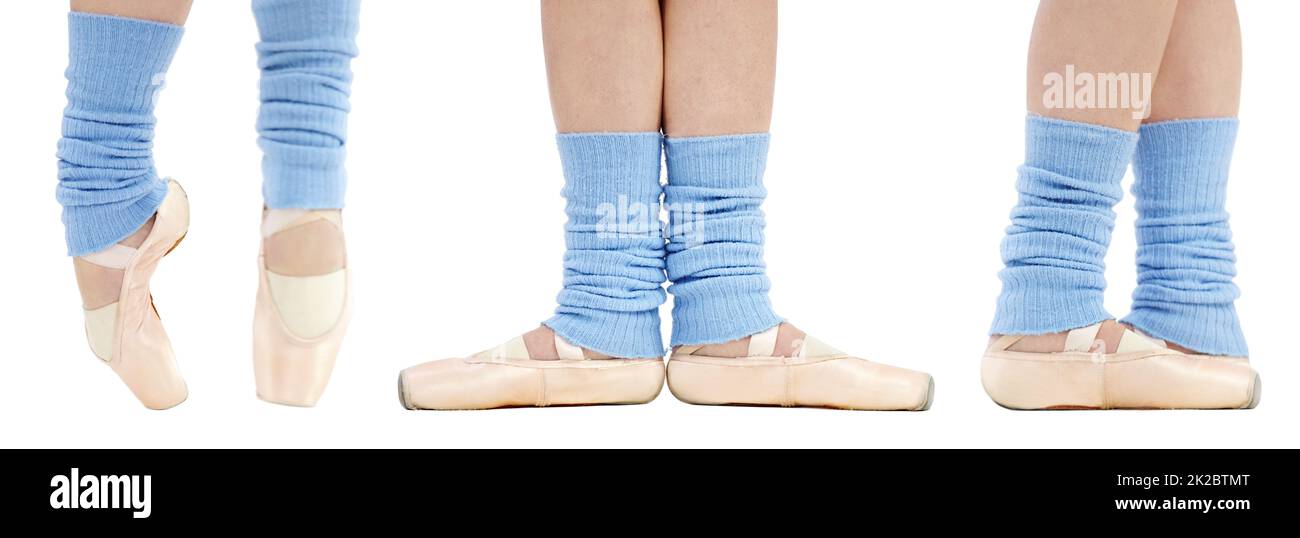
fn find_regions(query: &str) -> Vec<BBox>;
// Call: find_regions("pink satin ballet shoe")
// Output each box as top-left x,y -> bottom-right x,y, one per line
982,322 -> 1261,410
78,179 -> 190,410
399,331 -> 665,410
667,325 -> 934,411
252,209 -> 351,407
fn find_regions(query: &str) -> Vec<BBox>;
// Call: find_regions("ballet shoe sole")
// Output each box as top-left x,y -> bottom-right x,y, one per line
982,351 -> 1261,410
666,356 -> 934,411
257,394 -> 318,408
398,359 -> 664,410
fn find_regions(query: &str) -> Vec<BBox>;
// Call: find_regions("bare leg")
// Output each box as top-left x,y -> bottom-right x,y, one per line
661,0 -> 776,137
541,0 -> 662,133
69,0 -> 192,310
263,215 -> 346,276
529,0 -> 664,357
71,0 -> 193,25
1026,0 -> 1177,132
1146,0 -> 1241,122
1004,0 -> 1177,352
73,217 -> 154,309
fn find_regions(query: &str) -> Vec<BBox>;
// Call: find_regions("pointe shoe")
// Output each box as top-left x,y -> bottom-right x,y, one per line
252,210 -> 351,407
982,323 -> 1261,410
78,179 -> 190,410
399,332 -> 665,410
667,327 -> 934,411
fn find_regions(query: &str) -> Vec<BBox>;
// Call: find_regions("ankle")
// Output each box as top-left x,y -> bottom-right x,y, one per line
688,323 -> 806,358
263,209 -> 346,276
999,320 -> 1130,353
72,216 -> 157,309
120,216 -> 155,249
523,325 -> 618,360
72,259 -> 122,310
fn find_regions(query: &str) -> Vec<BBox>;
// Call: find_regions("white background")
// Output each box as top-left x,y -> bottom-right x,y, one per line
1,1 -> 1296,448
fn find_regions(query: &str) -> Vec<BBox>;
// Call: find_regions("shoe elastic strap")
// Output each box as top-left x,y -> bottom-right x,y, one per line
991,325 -> 1169,354
79,243 -> 136,270
554,333 -> 585,360
674,326 -> 806,358
1063,324 -> 1103,352
479,334 -> 588,361
1117,329 -> 1167,353
746,325 -> 781,357
987,335 -> 1023,352
262,209 -> 342,238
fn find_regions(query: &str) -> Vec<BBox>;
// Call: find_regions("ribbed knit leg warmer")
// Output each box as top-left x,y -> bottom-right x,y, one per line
544,133 -> 668,358
663,134 -> 783,346
991,116 -> 1139,335
57,13 -> 184,256
1121,119 -> 1248,356
253,0 -> 360,209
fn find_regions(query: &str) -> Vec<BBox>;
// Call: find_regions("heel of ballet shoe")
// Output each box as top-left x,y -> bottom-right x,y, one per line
980,353 -> 1105,410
